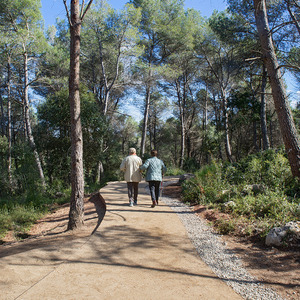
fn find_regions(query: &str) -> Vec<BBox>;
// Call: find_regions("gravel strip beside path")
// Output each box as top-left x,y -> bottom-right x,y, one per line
161,195 -> 285,300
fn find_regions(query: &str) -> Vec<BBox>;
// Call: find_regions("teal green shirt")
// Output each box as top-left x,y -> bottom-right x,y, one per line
140,157 -> 167,181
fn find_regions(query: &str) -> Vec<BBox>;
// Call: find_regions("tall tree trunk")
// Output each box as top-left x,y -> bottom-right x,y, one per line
179,112 -> 186,169
153,114 -> 157,150
175,80 -> 186,169
203,87 -> 208,131
95,161 -> 104,184
68,0 -> 85,230
260,64 -> 270,150
149,120 -> 153,150
0,94 -> 4,135
140,84 -> 151,157
7,56 -> 12,189
254,0 -> 300,178
23,50 -> 46,189
221,89 -> 233,163
224,105 -> 232,162
253,120 -> 259,152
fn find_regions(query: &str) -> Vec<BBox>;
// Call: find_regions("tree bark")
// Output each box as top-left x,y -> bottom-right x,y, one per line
68,0 -> 85,230
0,94 -> 4,136
7,55 -> 12,189
175,79 -> 186,169
253,120 -> 259,152
95,161 -> 104,184
260,64 -> 270,150
254,0 -> 300,178
221,88 -> 233,163
140,82 -> 151,157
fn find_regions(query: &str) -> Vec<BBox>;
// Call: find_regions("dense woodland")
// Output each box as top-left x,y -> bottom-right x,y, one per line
0,0 -> 299,234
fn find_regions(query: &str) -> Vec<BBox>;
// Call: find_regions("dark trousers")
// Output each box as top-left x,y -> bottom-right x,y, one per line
149,181 -> 161,202
127,182 -> 139,202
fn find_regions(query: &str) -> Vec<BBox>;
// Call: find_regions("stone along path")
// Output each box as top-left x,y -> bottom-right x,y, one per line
0,179 -> 242,300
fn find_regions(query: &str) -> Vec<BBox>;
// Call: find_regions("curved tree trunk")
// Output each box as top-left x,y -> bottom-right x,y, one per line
23,50 -> 46,189
254,0 -> 300,178
224,104 -> 233,163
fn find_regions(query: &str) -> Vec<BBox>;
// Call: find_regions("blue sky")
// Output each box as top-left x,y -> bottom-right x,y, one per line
41,0 -> 227,28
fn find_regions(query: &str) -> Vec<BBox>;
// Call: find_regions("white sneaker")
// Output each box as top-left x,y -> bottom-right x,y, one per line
129,201 -> 133,207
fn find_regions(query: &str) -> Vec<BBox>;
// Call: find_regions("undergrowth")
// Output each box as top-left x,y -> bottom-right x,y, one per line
182,149 -> 300,240
0,187 -> 70,242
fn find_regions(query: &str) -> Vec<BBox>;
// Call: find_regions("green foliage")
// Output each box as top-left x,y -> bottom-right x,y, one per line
0,136 -> 8,154
214,218 -> 236,235
0,204 -> 42,240
0,209 -> 12,238
165,167 -> 185,176
182,150 -> 299,239
182,162 -> 228,204
0,189 -> 70,240
224,149 -> 294,192
183,157 -> 200,173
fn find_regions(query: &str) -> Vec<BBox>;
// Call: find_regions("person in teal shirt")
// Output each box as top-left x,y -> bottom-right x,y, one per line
140,150 -> 167,208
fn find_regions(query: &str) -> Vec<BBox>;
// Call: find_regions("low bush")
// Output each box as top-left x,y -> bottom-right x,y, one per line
182,150 -> 300,240
165,167 -> 185,176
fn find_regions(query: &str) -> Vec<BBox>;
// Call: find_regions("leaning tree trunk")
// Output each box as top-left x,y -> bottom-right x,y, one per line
23,50 -> 46,189
140,84 -> 151,157
254,0 -> 300,178
67,0 -> 85,230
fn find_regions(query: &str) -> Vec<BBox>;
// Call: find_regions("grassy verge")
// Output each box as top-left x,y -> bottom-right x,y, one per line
0,189 -> 70,243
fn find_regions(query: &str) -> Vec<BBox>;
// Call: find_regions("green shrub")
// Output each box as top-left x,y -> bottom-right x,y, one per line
181,150 -> 299,240
11,205 -> 42,228
223,149 -> 294,191
165,167 -> 185,176
232,190 -> 296,221
182,161 -> 229,205
0,208 -> 12,237
214,218 -> 236,235
182,178 -> 205,204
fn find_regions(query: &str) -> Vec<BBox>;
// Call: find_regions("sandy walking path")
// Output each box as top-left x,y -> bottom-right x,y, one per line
0,178 -> 242,300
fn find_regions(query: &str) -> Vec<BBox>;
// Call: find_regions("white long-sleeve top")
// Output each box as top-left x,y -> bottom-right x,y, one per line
120,154 -> 143,182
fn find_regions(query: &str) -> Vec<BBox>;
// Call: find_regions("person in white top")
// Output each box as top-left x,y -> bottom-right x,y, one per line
120,148 -> 143,207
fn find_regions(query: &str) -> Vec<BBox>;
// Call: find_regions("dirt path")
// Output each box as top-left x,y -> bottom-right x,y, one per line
0,178 -> 242,300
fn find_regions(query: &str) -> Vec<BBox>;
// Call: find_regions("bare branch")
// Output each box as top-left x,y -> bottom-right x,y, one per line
81,0 -> 94,21
270,21 -> 297,34
80,0 -> 85,19
63,0 -> 72,26
245,57 -> 261,61
277,64 -> 300,71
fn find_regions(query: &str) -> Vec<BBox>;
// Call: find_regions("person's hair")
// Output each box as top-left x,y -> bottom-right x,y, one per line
151,150 -> 158,157
129,148 -> 136,154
